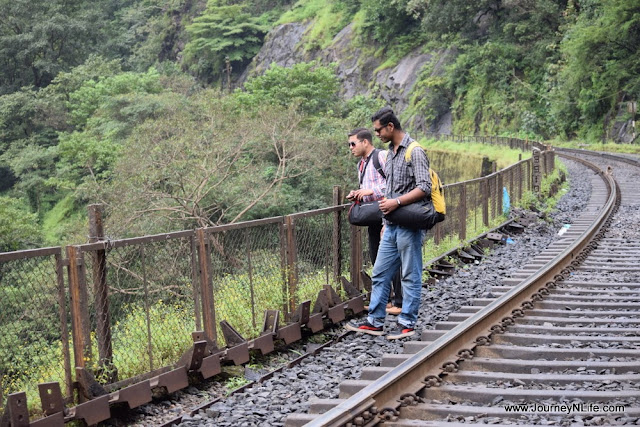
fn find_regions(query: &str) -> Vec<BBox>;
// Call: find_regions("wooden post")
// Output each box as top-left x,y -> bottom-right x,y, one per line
284,215 -> 298,314
332,186 -> 343,283
497,172 -> 504,217
87,204 -> 115,381
532,148 -> 542,193
481,178 -> 489,227
66,246 -> 92,373
190,234 -> 201,331
349,225 -> 362,291
197,229 -> 217,347
55,253 -> 73,399
279,221 -> 288,316
458,183 -> 467,241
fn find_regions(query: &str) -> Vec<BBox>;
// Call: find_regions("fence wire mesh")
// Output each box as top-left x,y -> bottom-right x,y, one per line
291,209 -> 349,305
78,233 -> 197,385
0,249 -> 71,414
205,220 -> 286,347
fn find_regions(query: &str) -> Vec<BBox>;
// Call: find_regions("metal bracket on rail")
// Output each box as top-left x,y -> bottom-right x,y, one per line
289,300 -> 323,334
378,407 -> 399,422
456,249 -> 476,264
220,321 -> 250,365
341,277 -> 365,315
178,331 -> 221,379
324,285 -> 346,324
249,310 -> 278,356
37,383 -> 65,419
150,367 -> 190,392
423,375 -> 443,388
2,392 -> 28,427
108,380 -> 152,409
486,232 -> 505,243
398,393 -> 424,407
68,394 -> 111,425
359,271 -> 373,292
463,246 -> 484,261
276,304 -> 304,345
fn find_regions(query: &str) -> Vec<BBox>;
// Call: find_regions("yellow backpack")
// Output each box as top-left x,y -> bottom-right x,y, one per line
405,141 -> 446,216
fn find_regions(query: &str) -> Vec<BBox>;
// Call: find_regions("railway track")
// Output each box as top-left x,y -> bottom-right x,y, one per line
286,150 -> 640,426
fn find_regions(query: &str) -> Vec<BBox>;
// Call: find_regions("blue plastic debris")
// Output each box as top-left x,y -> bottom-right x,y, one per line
502,187 -> 510,215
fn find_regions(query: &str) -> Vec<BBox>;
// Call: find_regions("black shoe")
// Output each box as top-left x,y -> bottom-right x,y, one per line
345,320 -> 384,336
387,325 -> 415,340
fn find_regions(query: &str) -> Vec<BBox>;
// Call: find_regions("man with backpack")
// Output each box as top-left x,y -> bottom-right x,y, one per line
346,107 -> 431,340
346,128 -> 402,315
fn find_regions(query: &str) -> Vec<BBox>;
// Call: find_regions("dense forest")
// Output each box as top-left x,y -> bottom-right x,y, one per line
1,0 -> 639,251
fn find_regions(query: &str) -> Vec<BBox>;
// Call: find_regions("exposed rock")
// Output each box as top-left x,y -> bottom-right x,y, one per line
238,22 -> 457,132
607,101 -> 638,143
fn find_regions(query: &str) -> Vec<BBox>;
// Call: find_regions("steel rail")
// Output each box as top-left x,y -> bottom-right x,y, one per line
305,153 -> 616,427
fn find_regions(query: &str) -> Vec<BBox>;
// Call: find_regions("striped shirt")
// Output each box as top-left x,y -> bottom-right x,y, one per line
384,133 -> 431,199
359,149 -> 387,202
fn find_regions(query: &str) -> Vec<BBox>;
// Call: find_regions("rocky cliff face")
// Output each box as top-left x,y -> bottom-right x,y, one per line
239,22 -> 454,134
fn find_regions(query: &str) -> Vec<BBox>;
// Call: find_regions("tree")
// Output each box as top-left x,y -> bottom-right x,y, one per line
0,0 -> 99,91
550,0 -> 640,139
236,61 -> 340,116
183,3 -> 268,83
99,92 -> 342,235
0,196 -> 42,252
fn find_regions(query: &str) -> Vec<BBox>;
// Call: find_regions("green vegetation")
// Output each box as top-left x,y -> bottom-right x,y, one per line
184,4 -> 268,83
2,0 -> 632,416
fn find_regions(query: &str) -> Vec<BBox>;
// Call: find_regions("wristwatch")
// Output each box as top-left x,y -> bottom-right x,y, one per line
396,198 -> 401,206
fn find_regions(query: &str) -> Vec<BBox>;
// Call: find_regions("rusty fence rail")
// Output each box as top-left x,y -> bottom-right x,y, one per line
0,147 -> 555,422
424,132 -> 548,152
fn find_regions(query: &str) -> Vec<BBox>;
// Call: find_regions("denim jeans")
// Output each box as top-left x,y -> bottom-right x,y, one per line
367,224 -> 425,329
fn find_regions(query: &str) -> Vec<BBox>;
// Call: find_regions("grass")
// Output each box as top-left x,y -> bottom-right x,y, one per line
549,139 -> 640,155
277,0 -> 352,50
421,138 -> 530,170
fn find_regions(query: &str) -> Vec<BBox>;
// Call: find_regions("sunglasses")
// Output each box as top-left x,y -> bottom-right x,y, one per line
373,124 -> 387,133
348,141 -> 357,148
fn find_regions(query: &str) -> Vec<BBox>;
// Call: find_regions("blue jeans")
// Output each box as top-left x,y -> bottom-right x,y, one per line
367,224 -> 425,329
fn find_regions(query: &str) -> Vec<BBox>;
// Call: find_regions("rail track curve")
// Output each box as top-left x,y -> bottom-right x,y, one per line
286,150 -> 640,426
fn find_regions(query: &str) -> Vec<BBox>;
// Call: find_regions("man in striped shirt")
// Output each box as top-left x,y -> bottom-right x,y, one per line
346,128 -> 403,314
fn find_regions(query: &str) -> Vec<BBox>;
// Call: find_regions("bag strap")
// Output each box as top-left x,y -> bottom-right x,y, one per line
404,141 -> 421,163
359,148 -> 386,184
371,148 -> 386,180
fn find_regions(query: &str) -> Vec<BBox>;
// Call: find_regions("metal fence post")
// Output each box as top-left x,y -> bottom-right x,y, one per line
87,204 -> 115,382
55,253 -> 73,399
458,183 -> 467,241
350,225 -> 362,291
284,215 -> 298,313
190,234 -> 202,331
497,172 -> 504,217
66,246 -> 92,372
481,178 -> 489,227
332,186 -> 343,283
532,148 -> 542,193
197,229 -> 217,348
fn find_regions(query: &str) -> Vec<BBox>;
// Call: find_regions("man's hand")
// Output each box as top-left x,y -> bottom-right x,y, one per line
347,189 -> 374,201
378,198 -> 400,215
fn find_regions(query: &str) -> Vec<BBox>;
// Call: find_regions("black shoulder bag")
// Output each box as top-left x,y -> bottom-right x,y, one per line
348,149 -> 384,226
383,144 -> 438,230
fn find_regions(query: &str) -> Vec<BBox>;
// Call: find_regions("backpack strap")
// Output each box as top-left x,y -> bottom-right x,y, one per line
404,141 -> 421,163
371,148 -> 386,180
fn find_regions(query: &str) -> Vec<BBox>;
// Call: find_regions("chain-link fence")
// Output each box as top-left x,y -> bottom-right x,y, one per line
0,143 -> 555,421
204,218 -> 286,347
72,231 -> 198,387
0,248 -> 71,413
